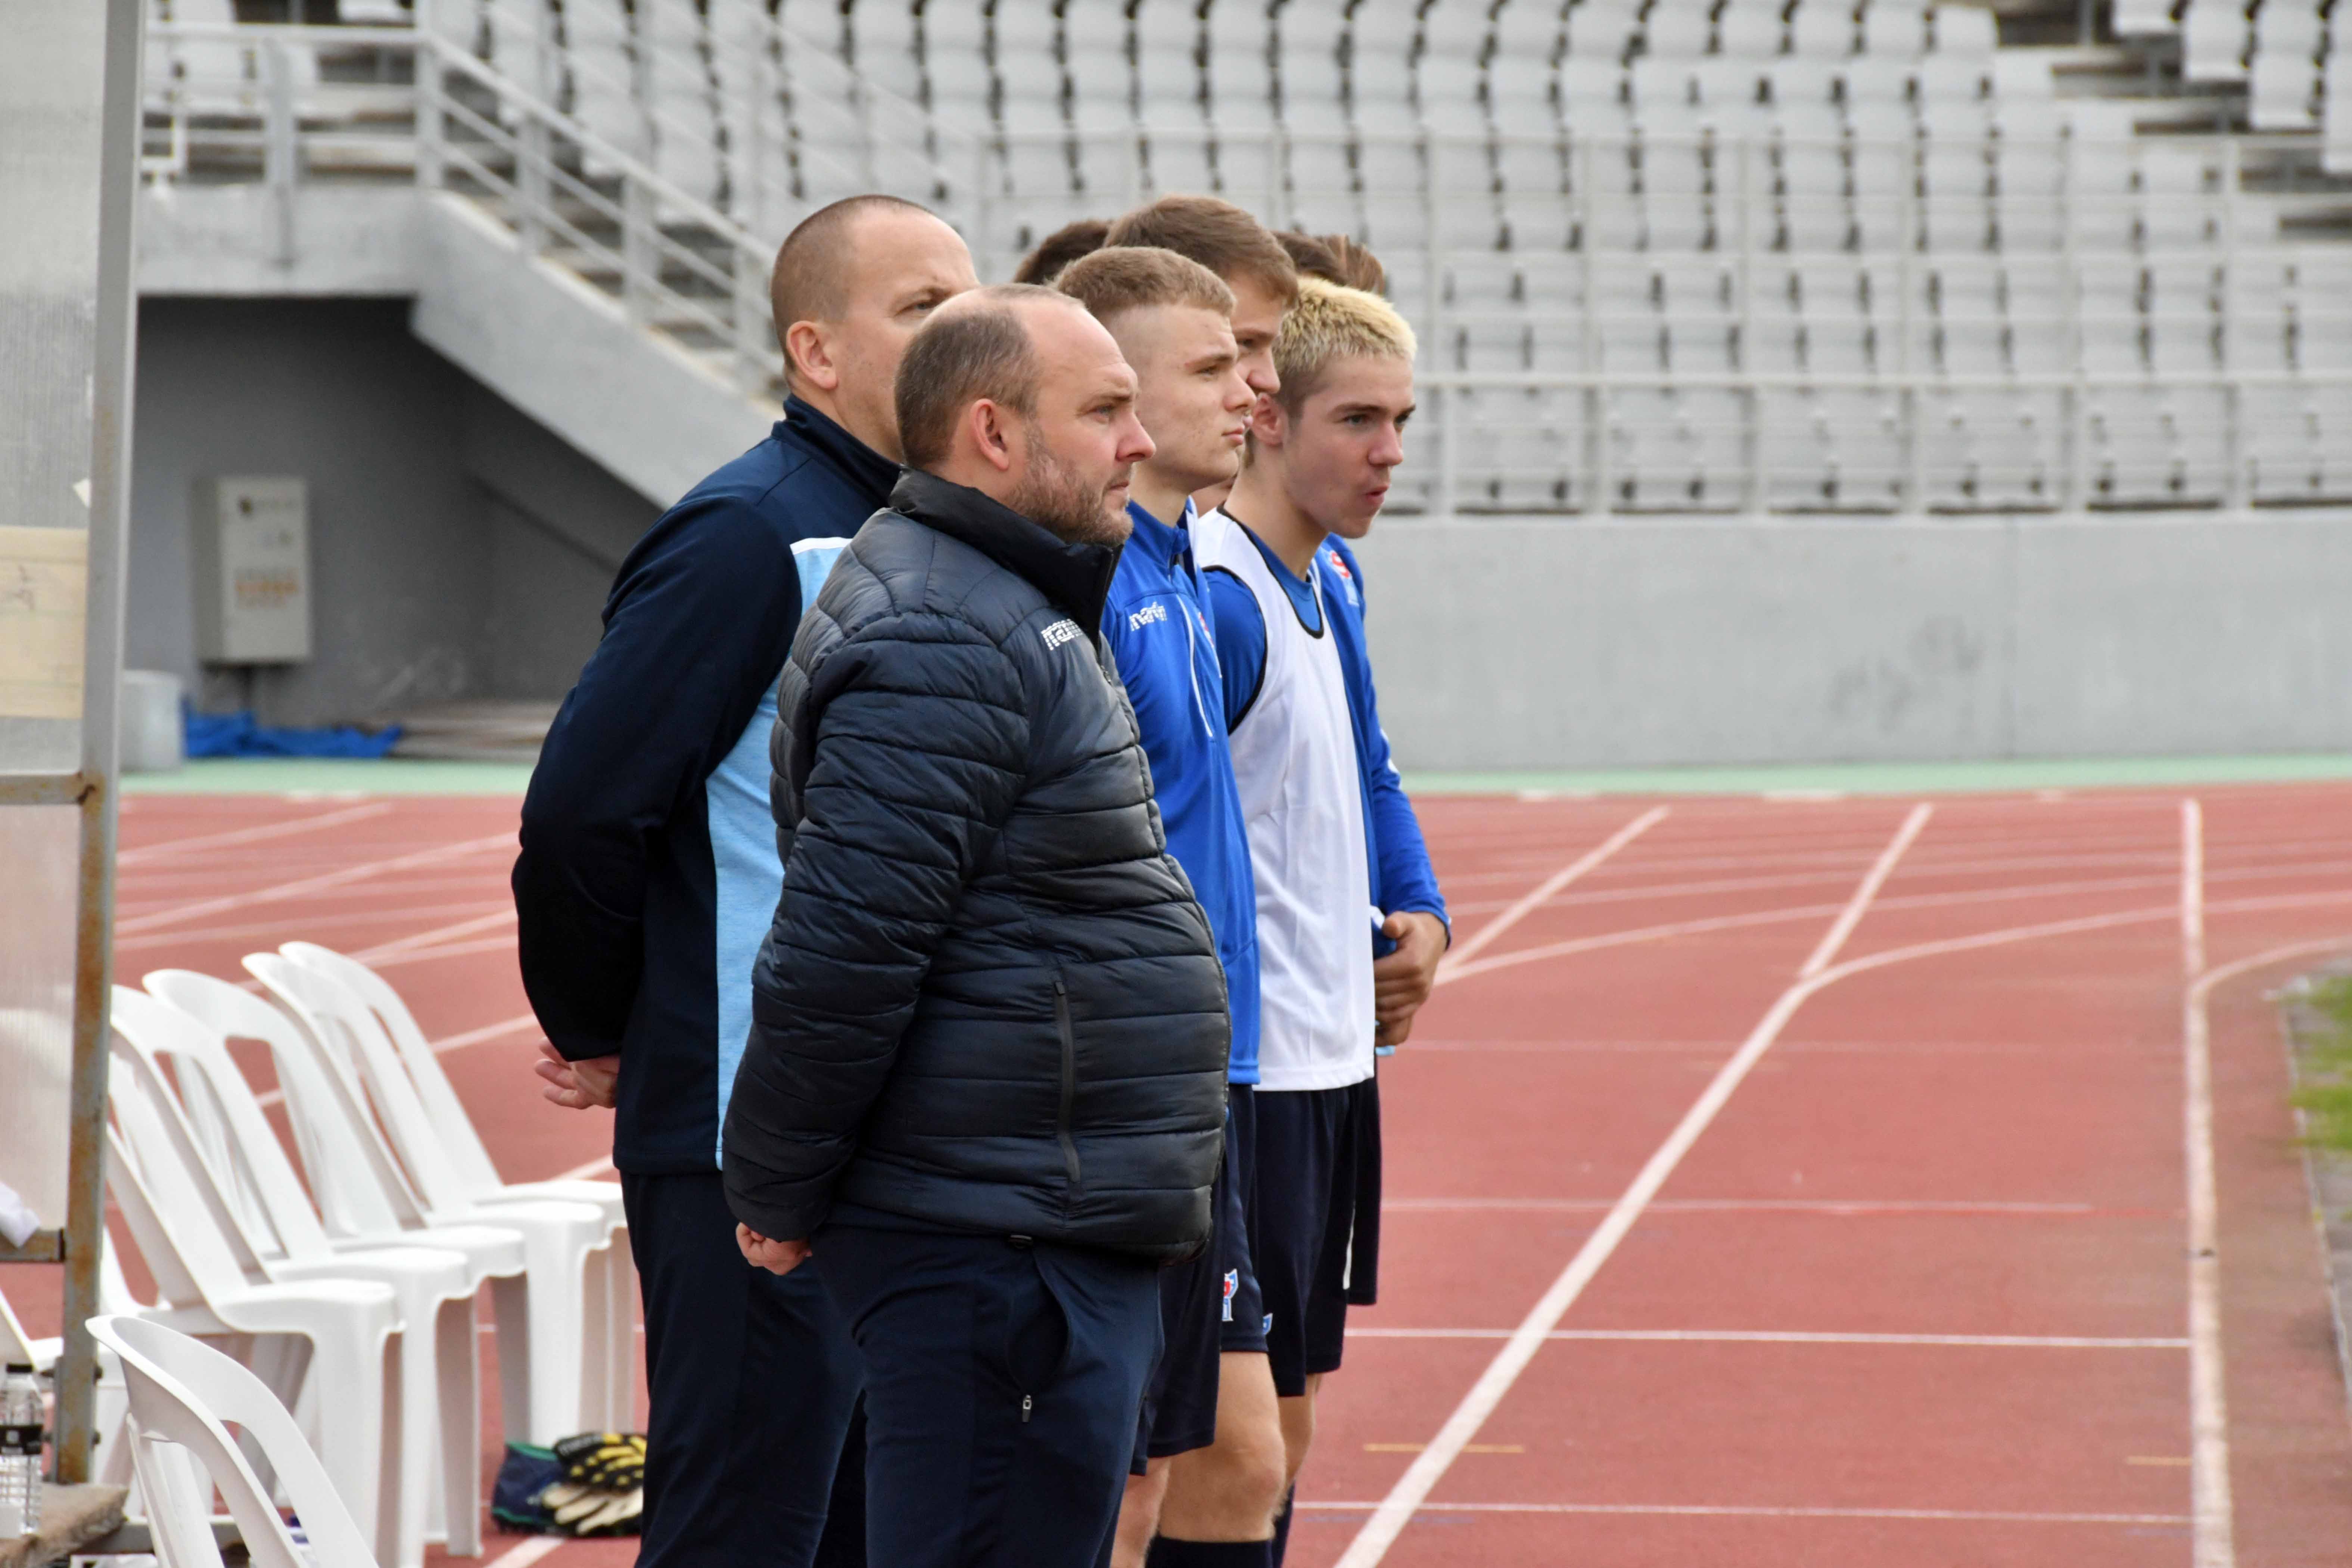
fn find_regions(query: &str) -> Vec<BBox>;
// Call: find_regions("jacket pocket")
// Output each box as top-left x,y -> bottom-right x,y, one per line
1050,973 -> 1083,1203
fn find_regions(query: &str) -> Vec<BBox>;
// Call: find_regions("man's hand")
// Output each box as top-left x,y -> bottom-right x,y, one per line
736,1224 -> 812,1276
536,1040 -> 620,1110
1373,910 -> 1449,1049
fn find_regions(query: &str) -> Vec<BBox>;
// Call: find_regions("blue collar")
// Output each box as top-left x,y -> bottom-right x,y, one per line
777,395 -> 902,505
1124,497 -> 1196,575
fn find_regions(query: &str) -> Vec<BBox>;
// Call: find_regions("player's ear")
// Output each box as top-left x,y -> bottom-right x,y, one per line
1246,392 -> 1288,449
968,398 -> 1019,474
784,320 -> 841,393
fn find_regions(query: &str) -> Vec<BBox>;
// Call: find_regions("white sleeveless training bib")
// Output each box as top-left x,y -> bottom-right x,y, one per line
1194,507 -> 1376,1092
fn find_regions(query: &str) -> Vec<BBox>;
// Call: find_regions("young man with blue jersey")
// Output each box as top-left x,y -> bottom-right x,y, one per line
514,195 -> 977,1568
1054,246 -> 1293,1568
1194,278 -> 1450,1564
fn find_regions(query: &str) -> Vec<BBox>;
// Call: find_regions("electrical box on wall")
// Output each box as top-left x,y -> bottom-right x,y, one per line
194,476 -> 312,664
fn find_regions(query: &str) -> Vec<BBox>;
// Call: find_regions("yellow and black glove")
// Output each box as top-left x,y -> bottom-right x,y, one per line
536,1431 -> 647,1536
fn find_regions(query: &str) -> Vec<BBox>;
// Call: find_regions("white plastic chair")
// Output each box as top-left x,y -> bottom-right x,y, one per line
142,969 -> 609,1444
111,987 -> 489,1564
243,957 -> 628,1440
90,1315 -> 380,1568
262,952 -> 633,1434
276,945 -> 628,1235
102,1067 -> 399,1559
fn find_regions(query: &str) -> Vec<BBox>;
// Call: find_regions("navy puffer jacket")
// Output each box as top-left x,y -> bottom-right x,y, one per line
722,469 -> 1231,1263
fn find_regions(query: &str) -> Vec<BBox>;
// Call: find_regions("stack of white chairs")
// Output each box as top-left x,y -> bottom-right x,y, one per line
106,992 -> 489,1568
92,1315 -> 381,1568
141,963 -> 628,1444
102,1012 -> 407,1567
248,953 -> 631,1429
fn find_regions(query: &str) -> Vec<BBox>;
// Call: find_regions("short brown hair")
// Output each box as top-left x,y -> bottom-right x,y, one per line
1103,196 -> 1298,303
1279,231 -> 1389,296
1054,246 -> 1236,325
770,194 -> 931,371
894,285 -> 1073,471
1012,217 -> 1110,284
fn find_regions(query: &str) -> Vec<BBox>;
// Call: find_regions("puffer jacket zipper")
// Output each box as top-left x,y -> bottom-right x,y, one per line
1050,975 -> 1083,1202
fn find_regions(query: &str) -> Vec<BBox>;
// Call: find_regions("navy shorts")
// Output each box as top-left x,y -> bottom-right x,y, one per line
1251,1076 -> 1381,1400
1132,1087 -> 1266,1470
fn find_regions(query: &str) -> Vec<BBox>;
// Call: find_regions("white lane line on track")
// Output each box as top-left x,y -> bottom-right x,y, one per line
1443,884 -> 2352,989
479,1533 -> 570,1568
117,801 -> 395,865
1307,1502 -> 2191,1525
1334,804 -> 1935,1568
115,832 -> 513,934
2181,798 -> 2228,1568
557,1155 -> 615,1181
2180,931 -> 2352,1568
1347,1328 -> 2190,1349
351,908 -> 516,962
364,933 -> 523,970
1441,807 -> 1669,973
1373,1213 -> 2098,1222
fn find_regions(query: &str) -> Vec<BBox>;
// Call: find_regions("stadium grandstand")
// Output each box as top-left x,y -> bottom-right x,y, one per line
141,0 -> 2352,518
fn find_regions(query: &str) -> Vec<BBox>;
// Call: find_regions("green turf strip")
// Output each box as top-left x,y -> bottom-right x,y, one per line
123,752 -> 2352,800
1403,754 -> 2352,798
124,758 -> 537,796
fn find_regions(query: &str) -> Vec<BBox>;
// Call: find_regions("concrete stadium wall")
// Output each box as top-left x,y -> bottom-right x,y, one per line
131,298 -> 657,725
1350,514 -> 2352,771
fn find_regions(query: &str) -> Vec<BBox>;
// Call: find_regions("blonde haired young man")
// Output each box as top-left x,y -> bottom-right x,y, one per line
1191,280 -> 1450,1562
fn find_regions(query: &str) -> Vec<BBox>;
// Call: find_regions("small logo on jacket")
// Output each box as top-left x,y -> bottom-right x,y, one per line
1041,618 -> 1083,650
1325,548 -> 1362,609
1221,1269 -> 1240,1323
1127,601 -> 1169,632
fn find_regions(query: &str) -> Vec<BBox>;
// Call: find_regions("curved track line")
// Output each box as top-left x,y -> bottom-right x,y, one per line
1440,807 -> 1668,973
2180,924 -> 2352,1568
1334,805 -> 1933,1568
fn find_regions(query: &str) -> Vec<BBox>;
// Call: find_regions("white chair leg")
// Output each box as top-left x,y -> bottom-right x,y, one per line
435,1295 -> 483,1556
299,1326 -> 392,1556
489,1273 -> 533,1444
517,1232 -> 587,1441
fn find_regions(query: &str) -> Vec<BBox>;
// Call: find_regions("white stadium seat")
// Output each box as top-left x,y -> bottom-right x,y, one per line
162,0 -> 2352,514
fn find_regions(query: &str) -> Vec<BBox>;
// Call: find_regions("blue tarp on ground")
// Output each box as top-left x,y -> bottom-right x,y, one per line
184,705 -> 405,759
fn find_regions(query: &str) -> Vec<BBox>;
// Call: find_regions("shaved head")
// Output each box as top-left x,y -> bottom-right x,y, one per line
769,195 -> 931,342
765,196 -> 977,459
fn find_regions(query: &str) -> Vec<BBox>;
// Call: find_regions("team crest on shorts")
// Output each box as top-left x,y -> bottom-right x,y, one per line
1221,1269 -> 1239,1322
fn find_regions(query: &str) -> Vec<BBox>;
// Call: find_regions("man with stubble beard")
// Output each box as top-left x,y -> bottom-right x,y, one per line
725,287 -> 1233,1568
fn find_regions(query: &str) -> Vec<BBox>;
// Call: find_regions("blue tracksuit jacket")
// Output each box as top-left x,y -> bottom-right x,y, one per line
513,397 -> 898,1173
1205,528 -> 1448,933
1101,498 -> 1261,1085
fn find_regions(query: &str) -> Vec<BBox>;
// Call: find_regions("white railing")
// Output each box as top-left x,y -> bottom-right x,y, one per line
141,24 -> 2352,514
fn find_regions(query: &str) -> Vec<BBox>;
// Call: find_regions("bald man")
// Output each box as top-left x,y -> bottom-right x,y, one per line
516,195 -> 976,1568
724,287 -> 1232,1568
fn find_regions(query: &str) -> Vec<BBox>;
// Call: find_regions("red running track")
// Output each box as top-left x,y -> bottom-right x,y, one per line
5,784 -> 2351,1568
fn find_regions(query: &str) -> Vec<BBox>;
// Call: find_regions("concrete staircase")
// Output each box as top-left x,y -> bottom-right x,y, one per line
137,25 -> 798,506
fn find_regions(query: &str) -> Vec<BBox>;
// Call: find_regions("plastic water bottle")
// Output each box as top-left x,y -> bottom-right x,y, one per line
0,1362 -> 41,1539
